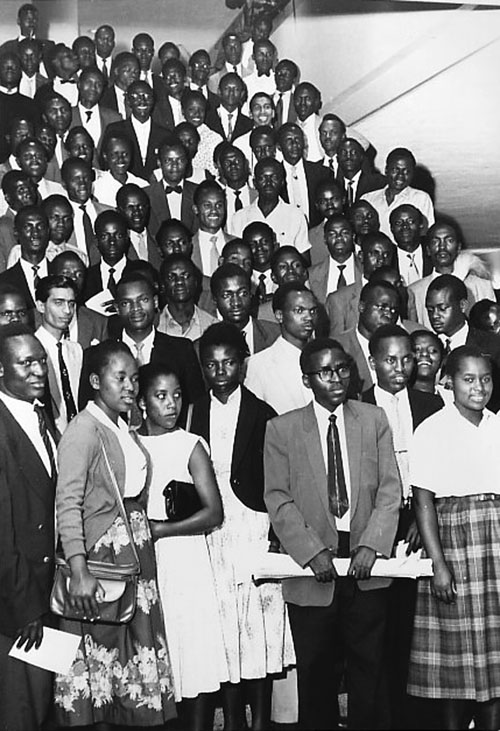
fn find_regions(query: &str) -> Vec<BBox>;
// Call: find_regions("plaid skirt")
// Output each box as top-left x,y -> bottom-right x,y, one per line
408,494 -> 500,701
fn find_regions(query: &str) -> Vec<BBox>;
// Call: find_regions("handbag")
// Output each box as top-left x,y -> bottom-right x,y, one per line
163,479 -> 202,522
50,439 -> 141,624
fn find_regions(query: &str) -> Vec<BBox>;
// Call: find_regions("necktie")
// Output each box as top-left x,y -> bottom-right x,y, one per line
209,235 -> 219,274
232,65 -> 238,74
275,92 -> 283,127
234,189 -> 243,211
328,157 -> 335,174
336,265 -> 347,290
133,231 -> 148,260
107,267 -> 117,297
85,109 -> 92,123
347,180 -> 354,208
256,273 -> 267,304
32,264 -> 40,289
57,341 -> 77,423
102,58 -> 108,83
391,394 -> 411,501
134,341 -> 145,366
406,253 -> 420,283
440,338 -> 452,380
258,70 -> 270,77
60,78 -> 76,85
327,413 -> 349,519
165,185 -> 183,195
80,203 -> 95,258
227,112 -> 234,140
34,404 -> 57,478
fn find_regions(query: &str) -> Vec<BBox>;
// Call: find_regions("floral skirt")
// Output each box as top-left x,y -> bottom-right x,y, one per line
53,499 -> 176,727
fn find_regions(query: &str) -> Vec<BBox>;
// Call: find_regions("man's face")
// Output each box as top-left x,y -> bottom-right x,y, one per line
133,37 -> 154,72
16,210 -> 49,258
117,280 -> 157,333
0,54 -> 22,89
10,119 -> 33,152
252,18 -> 271,42
275,61 -> 296,93
246,226 -> 275,270
52,257 -> 85,296
19,8 -> 38,38
95,26 -> 115,59
119,191 -> 149,233
19,43 -> 40,76
36,125 -> 56,158
177,128 -> 198,158
163,261 -> 198,304
17,141 -> 47,182
222,244 -> 252,275
5,177 -> 37,211
214,274 -> 252,327
426,224 -> 460,270
385,155 -> 414,193
46,201 -> 73,244
276,291 -> 317,344
362,239 -> 394,277
63,163 -> 93,204
272,251 -> 307,286
53,48 -> 78,79
350,203 -> 379,236
251,132 -> 276,162
44,97 -> 71,134
250,95 -> 274,127
201,344 -> 241,400
279,127 -> 304,166
96,219 -> 129,265
67,131 -> 94,165
193,190 -> 226,233
293,85 -> 320,122
159,146 -> 188,186
302,347 -> 350,411
189,52 -> 211,87
162,65 -> 185,99
338,139 -> 364,177
0,293 -> 29,327
369,336 -> 414,395
220,148 -> 247,186
115,58 -> 140,91
324,219 -> 354,263
78,70 -> 104,107
253,42 -> 274,75
104,137 -> 131,178
390,206 -> 423,252
0,335 -> 47,403
219,77 -> 244,112
426,287 -> 466,336
254,162 -> 283,199
315,186 -> 344,220
74,40 -> 96,70
37,286 -> 76,334
127,83 -> 154,123
319,118 -> 345,158
157,225 -> 192,258
359,286 -> 399,334
223,35 -> 242,66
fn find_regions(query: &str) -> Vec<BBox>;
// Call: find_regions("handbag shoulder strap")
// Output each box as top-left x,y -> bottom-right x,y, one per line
98,435 -> 140,569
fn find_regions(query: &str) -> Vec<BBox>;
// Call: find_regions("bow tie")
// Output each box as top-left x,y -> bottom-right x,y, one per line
165,185 -> 182,195
60,78 -> 77,84
257,71 -> 271,77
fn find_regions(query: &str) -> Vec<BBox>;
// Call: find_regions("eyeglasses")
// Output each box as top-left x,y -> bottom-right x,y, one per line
0,308 -> 27,320
306,365 -> 350,382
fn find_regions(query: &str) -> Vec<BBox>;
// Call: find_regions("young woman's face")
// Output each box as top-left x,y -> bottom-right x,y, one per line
452,356 -> 493,417
140,373 -> 182,435
93,352 -> 138,417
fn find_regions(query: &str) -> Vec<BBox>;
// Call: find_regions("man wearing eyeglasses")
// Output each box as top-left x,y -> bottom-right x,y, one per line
264,336 -> 400,730
0,285 -> 30,328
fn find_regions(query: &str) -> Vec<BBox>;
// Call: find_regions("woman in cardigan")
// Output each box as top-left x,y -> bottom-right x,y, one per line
54,340 -> 176,727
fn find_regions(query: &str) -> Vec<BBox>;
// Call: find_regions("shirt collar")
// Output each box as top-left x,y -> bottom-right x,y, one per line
122,326 -> 155,354
210,384 -> 241,409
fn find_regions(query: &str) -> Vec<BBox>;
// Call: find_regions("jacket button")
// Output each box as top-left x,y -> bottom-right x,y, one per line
42,556 -> 50,563
37,523 -> 44,530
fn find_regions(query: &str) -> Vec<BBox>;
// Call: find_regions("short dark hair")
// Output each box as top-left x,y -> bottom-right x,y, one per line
0,284 -> 27,303
275,58 -> 298,79
138,361 -> 180,400
116,183 -> 149,210
389,204 -> 422,226
116,271 -> 157,299
162,57 -> 186,78
320,113 -> 346,135
249,124 -> 276,148
469,299 -> 499,331
270,245 -> 306,270
193,179 -> 225,207
111,51 -> 139,76
1,170 -> 32,196
220,238 -> 251,259
242,220 -> 274,243
181,88 -> 206,111
14,204 -> 48,231
60,156 -> 93,182
155,218 -> 192,246
64,125 -> 94,153
0,323 -> 35,364
359,280 -> 398,304
86,339 -> 134,379
94,209 -> 128,236
409,329 -> 445,359
444,345 -> 491,378
210,263 -> 250,297
160,253 -> 202,290
386,147 -> 416,168
368,323 -> 411,357
175,121 -> 200,143
359,231 -> 394,255
272,282 -> 311,313
426,274 -> 467,304
41,193 -> 73,217
35,274 -> 77,303
254,156 -> 284,181
49,250 -> 86,273
16,136 -> 47,160
300,337 -> 347,374
277,122 -> 303,146
199,322 -> 249,364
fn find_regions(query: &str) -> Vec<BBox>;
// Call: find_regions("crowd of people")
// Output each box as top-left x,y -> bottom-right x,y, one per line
1,2 -> 500,731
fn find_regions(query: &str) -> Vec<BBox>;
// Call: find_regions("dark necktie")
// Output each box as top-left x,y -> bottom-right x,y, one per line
440,338 -> 452,379
107,267 -> 117,297
234,189 -> 243,211
328,157 -> 335,172
258,70 -> 270,77
227,112 -> 234,140
80,203 -> 95,258
102,58 -> 108,83
165,185 -> 182,195
85,109 -> 92,123
57,341 -> 77,423
336,265 -> 347,290
275,92 -> 284,127
327,413 -> 349,519
347,180 -> 354,208
232,65 -> 238,74
32,264 -> 40,289
256,272 -> 267,304
34,404 -> 57,478
60,78 -> 76,85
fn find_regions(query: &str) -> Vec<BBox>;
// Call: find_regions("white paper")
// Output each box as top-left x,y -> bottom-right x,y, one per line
9,626 -> 81,675
85,288 -> 117,317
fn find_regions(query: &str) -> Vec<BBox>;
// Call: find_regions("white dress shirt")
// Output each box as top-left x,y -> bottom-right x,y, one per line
164,181 -> 183,221
241,317 -> 255,355
361,186 -> 435,241
322,154 -> 338,177
169,97 -> 184,127
229,199 -> 310,254
37,177 -> 65,200
158,304 -> 217,341
312,400 -> 351,532
131,116 -> 151,164
283,159 -> 309,222
224,183 -> 252,227
374,385 -> 412,499
297,114 -> 323,162
93,170 -> 148,206
20,256 -> 48,302
99,256 -> 127,295
218,106 -> 238,140
439,322 -> 469,353
209,386 -> 241,476
343,170 -> 362,204
129,229 -> 149,261
397,247 -> 424,286
326,254 -> 357,294
251,269 -> 276,297
122,327 -> 156,366
244,70 -> 276,109
0,392 -> 55,475
78,103 -> 102,148
53,76 -> 78,106
355,328 -> 371,374
197,229 -> 227,277
189,81 -> 209,99
19,71 -> 37,98
69,198 -> 98,256
273,88 -> 293,125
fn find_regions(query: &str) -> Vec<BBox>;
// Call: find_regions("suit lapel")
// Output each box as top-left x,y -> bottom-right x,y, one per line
302,402 -> 332,520
344,400 -> 362,515
231,388 -> 254,474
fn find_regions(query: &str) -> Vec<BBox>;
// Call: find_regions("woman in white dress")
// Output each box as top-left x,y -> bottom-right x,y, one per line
137,362 -> 228,731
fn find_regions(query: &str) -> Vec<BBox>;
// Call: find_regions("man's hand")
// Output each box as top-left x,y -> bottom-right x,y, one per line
16,618 -> 44,651
307,549 -> 338,583
348,546 -> 377,580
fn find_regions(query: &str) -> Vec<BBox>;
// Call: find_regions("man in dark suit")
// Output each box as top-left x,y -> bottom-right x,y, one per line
100,51 -> 140,119
273,59 -> 298,128
308,179 -> 346,267
70,67 -> 121,157
318,113 -> 346,177
0,323 -> 56,731
188,49 -> 220,112
18,38 -> 48,99
208,32 -> 250,94
144,137 -> 198,239
102,80 -> 171,181
0,170 -> 38,272
210,262 -> 280,355
0,3 -> 53,63
277,123 -> 333,230
337,137 -> 386,210
0,53 -> 39,160
205,73 -> 253,143
389,204 -> 433,286
94,24 -> 115,84
264,336 -> 401,730
116,183 -> 162,270
153,57 -> 187,131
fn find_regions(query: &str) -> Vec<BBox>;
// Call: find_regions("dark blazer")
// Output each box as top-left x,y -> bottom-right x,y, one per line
82,263 -> 106,302
0,92 -> 39,159
70,104 -> 121,157
0,209 -> 15,273
0,261 -> 37,326
0,400 -> 56,638
362,386 -> 443,430
190,385 -> 276,512
151,84 -> 179,131
253,317 -> 280,353
76,305 -> 109,349
393,242 -> 433,281
144,179 -> 198,237
281,160 -> 333,229
337,327 -> 373,394
100,84 -> 121,115
338,170 -> 386,202
205,106 -> 253,143
102,118 -> 171,180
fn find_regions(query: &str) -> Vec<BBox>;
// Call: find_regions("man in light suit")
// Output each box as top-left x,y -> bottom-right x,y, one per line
191,180 -> 232,277
116,183 -> 162,271
0,323 -> 56,731
264,336 -> 401,730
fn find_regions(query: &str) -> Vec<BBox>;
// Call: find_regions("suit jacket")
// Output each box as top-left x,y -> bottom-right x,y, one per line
0,209 -> 16,272
144,179 -> 198,238
100,84 -> 121,115
70,104 -> 121,158
252,317 -> 280,353
264,399 -> 401,606
393,242 -> 433,282
337,327 -> 374,393
0,261 -> 37,325
0,400 -> 56,637
191,230 -> 233,275
338,170 -> 386,202
102,118 -> 171,180
151,84 -> 179,131
362,386 -> 443,430
190,385 -> 276,512
76,305 -> 109,349
281,160 -> 333,229
128,228 -> 162,271
205,106 -> 253,143
309,256 -> 363,306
